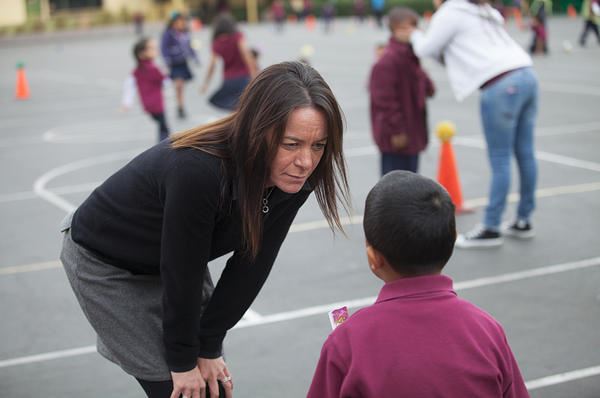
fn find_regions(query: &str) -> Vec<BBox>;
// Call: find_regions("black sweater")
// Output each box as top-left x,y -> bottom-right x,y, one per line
71,141 -> 311,372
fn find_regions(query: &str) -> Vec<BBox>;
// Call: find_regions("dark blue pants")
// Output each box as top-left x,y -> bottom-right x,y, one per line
209,76 -> 250,111
381,153 -> 419,176
150,112 -> 170,142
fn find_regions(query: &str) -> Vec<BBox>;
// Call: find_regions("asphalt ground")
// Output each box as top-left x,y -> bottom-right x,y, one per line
1,15 -> 599,398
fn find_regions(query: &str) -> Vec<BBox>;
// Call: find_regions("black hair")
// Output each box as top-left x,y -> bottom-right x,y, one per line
212,13 -> 237,41
133,37 -> 150,64
363,171 -> 456,276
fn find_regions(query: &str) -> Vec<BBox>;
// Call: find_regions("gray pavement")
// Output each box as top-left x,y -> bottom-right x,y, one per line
1,15 -> 600,398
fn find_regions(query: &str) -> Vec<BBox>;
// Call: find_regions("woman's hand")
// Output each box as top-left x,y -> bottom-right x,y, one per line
170,367 -> 205,398
197,356 -> 233,398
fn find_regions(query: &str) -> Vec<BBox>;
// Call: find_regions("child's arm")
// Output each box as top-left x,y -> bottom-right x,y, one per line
238,35 -> 259,78
200,52 -> 218,94
120,74 -> 136,111
307,336 -> 347,398
369,59 -> 406,149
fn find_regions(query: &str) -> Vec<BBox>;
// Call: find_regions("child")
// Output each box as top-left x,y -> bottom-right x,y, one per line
308,171 -> 529,397
161,12 -> 199,119
579,0 -> 600,46
369,7 -> 435,175
201,13 -> 257,111
130,38 -> 170,142
530,14 -> 548,55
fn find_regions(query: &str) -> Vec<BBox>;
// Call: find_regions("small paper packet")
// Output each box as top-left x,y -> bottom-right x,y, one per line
328,306 -> 349,330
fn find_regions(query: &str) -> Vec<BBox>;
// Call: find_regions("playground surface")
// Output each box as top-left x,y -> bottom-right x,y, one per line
1,16 -> 599,398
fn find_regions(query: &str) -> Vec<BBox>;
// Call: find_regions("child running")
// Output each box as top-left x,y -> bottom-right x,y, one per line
128,38 -> 170,142
308,171 -> 529,398
201,13 -> 258,111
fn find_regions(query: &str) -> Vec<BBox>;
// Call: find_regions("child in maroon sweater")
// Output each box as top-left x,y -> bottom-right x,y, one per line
132,38 -> 170,142
308,171 -> 529,398
369,7 -> 435,175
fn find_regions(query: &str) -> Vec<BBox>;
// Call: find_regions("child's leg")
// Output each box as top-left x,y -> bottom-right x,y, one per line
380,153 -> 419,175
150,113 -> 170,142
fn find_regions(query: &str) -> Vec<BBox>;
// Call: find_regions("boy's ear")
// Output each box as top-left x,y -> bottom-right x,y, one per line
366,245 -> 384,272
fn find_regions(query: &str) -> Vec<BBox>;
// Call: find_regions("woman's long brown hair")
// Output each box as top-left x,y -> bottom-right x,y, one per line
171,61 -> 351,258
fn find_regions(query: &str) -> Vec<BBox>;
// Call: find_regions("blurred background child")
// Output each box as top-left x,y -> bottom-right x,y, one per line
161,12 -> 199,119
201,13 -> 258,111
126,38 -> 170,142
368,7 -> 435,175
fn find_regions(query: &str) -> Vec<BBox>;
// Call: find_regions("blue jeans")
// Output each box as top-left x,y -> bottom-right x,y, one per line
480,67 -> 538,230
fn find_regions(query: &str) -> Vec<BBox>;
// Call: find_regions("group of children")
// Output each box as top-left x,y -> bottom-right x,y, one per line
124,12 -> 257,143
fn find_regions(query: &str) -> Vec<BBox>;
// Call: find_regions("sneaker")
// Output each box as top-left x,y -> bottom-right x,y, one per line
455,226 -> 503,248
177,107 -> 187,119
502,220 -> 535,239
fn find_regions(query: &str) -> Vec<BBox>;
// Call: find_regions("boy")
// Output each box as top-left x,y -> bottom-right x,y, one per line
308,171 -> 529,397
369,7 -> 435,175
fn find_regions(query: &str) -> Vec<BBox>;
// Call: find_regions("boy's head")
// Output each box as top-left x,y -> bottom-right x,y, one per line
388,7 -> 419,34
133,38 -> 157,63
363,171 -> 456,280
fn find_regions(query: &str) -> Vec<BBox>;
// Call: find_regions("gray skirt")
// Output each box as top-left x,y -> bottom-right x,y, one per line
59,213 -> 214,381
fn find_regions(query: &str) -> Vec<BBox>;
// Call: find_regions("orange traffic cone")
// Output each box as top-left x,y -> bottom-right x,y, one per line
15,62 -> 30,100
305,14 -> 317,31
513,7 -> 524,29
567,4 -> 577,18
436,122 -> 468,213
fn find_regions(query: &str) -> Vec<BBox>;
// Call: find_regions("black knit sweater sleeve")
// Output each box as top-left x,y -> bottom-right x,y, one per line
195,190 -> 311,359
160,153 -> 222,372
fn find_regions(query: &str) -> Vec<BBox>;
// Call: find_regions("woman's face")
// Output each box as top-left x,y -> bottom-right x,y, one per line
268,107 -> 328,194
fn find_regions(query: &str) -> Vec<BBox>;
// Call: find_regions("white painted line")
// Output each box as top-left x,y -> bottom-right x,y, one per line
526,365 -> 600,391
0,261 -> 61,276
242,309 -> 263,321
0,346 -> 96,369
2,256 -> 599,369
235,256 -> 600,329
4,181 -> 600,276
32,149 -> 144,213
454,136 -> 600,173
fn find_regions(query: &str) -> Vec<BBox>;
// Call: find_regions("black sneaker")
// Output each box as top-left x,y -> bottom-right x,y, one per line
177,107 -> 187,119
503,220 -> 535,239
456,226 -> 503,248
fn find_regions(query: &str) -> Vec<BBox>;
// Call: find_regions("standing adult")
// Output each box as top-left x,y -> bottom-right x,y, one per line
371,0 -> 386,28
201,13 -> 258,111
404,0 -> 539,248
60,62 -> 350,398
161,12 -> 199,119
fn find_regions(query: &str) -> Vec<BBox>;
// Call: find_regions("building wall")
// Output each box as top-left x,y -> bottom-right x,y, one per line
0,0 -> 27,27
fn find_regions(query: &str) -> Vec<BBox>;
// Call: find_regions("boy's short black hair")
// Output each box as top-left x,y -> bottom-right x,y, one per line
363,171 -> 456,275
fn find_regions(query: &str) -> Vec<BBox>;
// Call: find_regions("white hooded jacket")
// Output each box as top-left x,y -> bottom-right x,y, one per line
411,0 -> 532,101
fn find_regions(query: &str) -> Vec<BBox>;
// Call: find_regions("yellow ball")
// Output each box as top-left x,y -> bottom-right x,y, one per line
436,121 -> 456,142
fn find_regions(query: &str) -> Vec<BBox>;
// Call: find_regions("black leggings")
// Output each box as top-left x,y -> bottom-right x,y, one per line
149,112 -> 170,142
136,378 -> 226,398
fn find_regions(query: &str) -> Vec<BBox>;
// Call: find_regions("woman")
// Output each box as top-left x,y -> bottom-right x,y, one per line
404,0 -> 538,248
201,13 -> 258,111
161,12 -> 199,119
60,62 -> 350,398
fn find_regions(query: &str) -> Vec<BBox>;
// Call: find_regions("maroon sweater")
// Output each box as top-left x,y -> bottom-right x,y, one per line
133,59 -> 165,115
369,39 -> 435,155
308,275 -> 529,398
